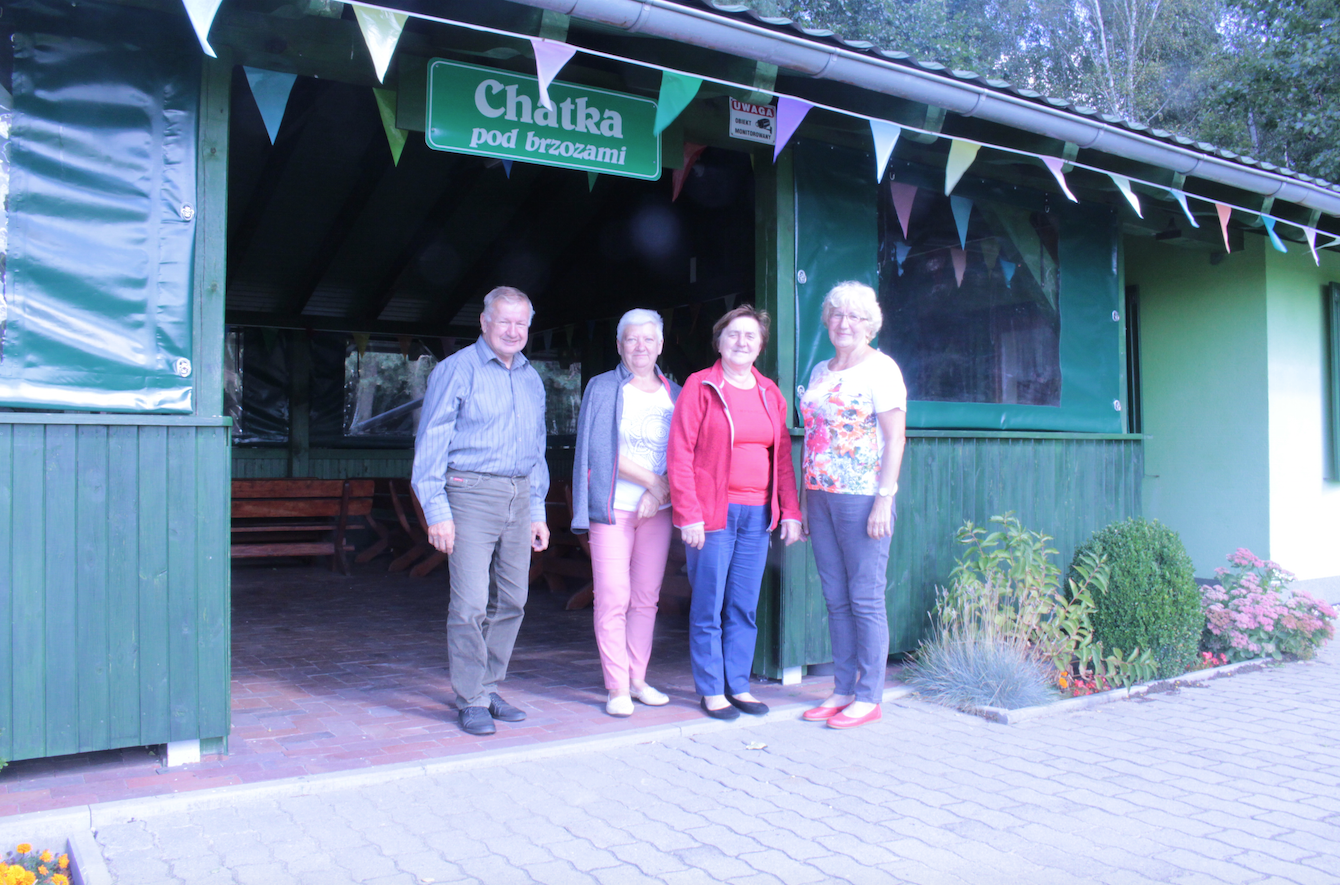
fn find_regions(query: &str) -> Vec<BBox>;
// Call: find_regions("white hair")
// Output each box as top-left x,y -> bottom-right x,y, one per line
616,308 -> 664,343
821,281 -> 883,341
482,286 -> 535,322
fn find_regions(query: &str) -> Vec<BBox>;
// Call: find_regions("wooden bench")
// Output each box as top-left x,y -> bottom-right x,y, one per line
231,478 -> 375,575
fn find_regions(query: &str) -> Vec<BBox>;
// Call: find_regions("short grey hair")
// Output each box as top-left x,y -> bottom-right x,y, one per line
616,308 -> 664,343
821,281 -> 883,341
482,286 -> 535,322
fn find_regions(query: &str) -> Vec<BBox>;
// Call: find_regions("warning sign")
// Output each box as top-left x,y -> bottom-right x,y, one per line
729,99 -> 776,145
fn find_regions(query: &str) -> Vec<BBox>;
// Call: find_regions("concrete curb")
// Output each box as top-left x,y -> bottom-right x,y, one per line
0,685 -> 915,834
964,658 -> 1271,724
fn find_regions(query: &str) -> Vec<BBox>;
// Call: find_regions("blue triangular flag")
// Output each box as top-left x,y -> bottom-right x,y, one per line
870,120 -> 902,182
244,67 -> 297,144
951,195 -> 973,249
1262,217 -> 1288,253
587,320 -> 597,339
1000,259 -> 1016,284
543,330 -> 553,351
894,241 -> 910,276
502,159 -> 513,178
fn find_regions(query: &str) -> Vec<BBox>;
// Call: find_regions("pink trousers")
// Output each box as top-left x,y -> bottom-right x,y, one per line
587,508 -> 673,693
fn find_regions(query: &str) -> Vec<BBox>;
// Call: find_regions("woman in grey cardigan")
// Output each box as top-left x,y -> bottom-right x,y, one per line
572,309 -> 683,717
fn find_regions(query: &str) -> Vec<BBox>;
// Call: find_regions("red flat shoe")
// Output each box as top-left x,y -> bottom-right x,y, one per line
827,705 -> 881,729
802,703 -> 849,721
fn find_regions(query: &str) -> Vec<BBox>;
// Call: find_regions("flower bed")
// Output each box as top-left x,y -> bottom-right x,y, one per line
1,845 -> 70,885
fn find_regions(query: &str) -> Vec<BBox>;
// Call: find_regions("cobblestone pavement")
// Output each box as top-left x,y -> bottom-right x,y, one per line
62,642 -> 1340,884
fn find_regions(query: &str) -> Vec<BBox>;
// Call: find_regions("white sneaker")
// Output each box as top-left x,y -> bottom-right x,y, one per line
606,693 -> 634,717
630,684 -> 669,706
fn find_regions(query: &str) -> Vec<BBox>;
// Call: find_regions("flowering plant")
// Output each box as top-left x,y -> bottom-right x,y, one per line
1201,549 -> 1336,662
0,845 -> 70,885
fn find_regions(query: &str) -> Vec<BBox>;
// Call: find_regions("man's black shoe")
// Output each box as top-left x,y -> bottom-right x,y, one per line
488,692 -> 527,722
459,705 -> 496,735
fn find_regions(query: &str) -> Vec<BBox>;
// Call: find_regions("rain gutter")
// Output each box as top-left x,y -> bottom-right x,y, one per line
507,0 -> 1340,219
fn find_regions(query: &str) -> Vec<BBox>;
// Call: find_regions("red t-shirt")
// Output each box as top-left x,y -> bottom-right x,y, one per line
724,382 -> 773,506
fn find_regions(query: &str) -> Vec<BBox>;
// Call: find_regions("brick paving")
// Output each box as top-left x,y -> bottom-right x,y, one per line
0,562 -> 847,815
69,639 -> 1340,885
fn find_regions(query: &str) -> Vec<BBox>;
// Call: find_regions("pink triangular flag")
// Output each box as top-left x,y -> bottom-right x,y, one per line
530,38 -> 577,110
672,142 -> 707,202
1303,226 -> 1320,265
1216,203 -> 1233,252
773,97 -> 813,162
890,182 -> 917,239
1042,156 -> 1078,202
950,247 -> 966,287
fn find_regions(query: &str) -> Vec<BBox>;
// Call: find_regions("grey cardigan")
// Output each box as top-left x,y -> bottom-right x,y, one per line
570,362 -> 681,533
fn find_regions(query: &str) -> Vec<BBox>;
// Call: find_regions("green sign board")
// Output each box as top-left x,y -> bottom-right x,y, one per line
426,59 -> 661,180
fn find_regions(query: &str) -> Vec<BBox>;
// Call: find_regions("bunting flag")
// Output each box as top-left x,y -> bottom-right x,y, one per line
890,182 -> 917,239
244,68 -> 297,144
950,196 -> 973,249
981,237 -> 1000,270
397,335 -> 412,358
443,337 -> 458,355
1262,217 -> 1288,253
181,0 -> 225,57
543,330 -> 553,351
352,333 -> 370,357
773,97 -> 813,162
1000,259 -> 1016,284
944,140 -> 979,195
950,247 -> 967,287
672,142 -> 708,201
587,319 -> 597,340
372,88 -> 407,165
1303,226 -> 1320,265
653,71 -> 702,136
894,241 -> 910,276
588,171 -> 598,191
1109,173 -> 1143,218
502,159 -> 513,178
352,3 -> 408,83
1170,189 -> 1200,228
564,324 -> 575,347
870,120 -> 902,182
531,38 -> 577,110
1216,203 -> 1233,252
1041,156 -> 1078,202
725,293 -> 738,309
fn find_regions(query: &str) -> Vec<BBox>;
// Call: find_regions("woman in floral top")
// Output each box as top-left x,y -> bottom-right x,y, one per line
797,281 -> 907,729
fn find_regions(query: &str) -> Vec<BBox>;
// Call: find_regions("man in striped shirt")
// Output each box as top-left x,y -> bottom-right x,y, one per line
412,286 -> 550,736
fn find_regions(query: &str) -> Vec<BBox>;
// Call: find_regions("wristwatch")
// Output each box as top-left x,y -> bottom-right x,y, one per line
877,483 -> 897,498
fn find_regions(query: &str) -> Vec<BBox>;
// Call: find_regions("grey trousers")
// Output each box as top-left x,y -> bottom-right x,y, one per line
444,470 -> 532,709
807,489 -> 893,703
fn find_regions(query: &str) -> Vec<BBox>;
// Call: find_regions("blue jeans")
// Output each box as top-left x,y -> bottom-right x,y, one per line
807,490 -> 893,703
685,503 -> 770,696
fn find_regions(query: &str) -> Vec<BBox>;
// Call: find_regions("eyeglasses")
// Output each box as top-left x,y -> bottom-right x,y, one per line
829,313 -> 869,325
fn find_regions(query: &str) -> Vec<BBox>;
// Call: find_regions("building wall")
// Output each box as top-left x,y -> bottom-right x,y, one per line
1126,235 -> 1271,575
1264,245 -> 1340,579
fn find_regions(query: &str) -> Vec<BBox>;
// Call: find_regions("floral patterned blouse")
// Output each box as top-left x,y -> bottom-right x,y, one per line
799,350 -> 907,495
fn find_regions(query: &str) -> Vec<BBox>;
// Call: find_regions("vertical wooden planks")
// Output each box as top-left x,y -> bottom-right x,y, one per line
195,427 -> 231,741
107,426 -> 141,746
166,428 -> 199,741
193,54 -> 231,420
0,426 -> 12,761
76,426 -> 111,753
44,426 -> 80,755
11,425 -> 47,759
137,426 -> 170,743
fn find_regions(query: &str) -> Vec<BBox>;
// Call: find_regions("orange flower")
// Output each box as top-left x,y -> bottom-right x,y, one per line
13,846 -> 29,856
52,875 -> 70,885
36,867 -> 46,877
58,854 -> 69,869
39,851 -> 51,864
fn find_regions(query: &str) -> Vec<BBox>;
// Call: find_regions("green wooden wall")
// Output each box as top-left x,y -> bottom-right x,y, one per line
0,418 -> 231,762
755,431 -> 1144,677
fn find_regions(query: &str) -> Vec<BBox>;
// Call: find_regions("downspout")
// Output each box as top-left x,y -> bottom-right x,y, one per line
511,0 -> 1340,219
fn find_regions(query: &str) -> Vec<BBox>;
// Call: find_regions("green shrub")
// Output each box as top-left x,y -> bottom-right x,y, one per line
1069,518 -> 1201,678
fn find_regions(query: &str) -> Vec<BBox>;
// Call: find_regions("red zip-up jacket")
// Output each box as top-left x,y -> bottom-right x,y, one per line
667,360 -> 802,533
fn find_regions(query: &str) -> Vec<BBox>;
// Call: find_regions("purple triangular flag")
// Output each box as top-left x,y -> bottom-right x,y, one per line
890,182 -> 917,239
773,97 -> 813,162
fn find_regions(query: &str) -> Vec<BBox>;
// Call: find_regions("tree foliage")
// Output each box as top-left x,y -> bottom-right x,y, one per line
737,0 -> 1340,180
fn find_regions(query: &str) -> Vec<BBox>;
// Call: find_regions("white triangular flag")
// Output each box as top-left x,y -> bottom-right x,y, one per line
1109,173 -> 1142,218
1041,156 -> 1078,202
1303,226 -> 1320,265
531,38 -> 577,111
181,0 -> 225,58
352,3 -> 408,83
1170,190 -> 1200,228
870,120 -> 902,182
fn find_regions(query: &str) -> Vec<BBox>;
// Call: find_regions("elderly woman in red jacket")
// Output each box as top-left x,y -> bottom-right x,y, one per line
668,305 -> 803,720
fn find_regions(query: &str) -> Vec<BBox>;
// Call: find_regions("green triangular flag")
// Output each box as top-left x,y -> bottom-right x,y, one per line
653,71 -> 702,137
588,171 -> 598,191
372,88 -> 407,165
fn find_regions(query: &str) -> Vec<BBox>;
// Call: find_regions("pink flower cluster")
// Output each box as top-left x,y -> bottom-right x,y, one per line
1201,549 -> 1336,662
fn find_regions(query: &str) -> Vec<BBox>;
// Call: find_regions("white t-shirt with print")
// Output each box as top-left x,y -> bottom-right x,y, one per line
613,383 -> 675,512
799,350 -> 907,495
